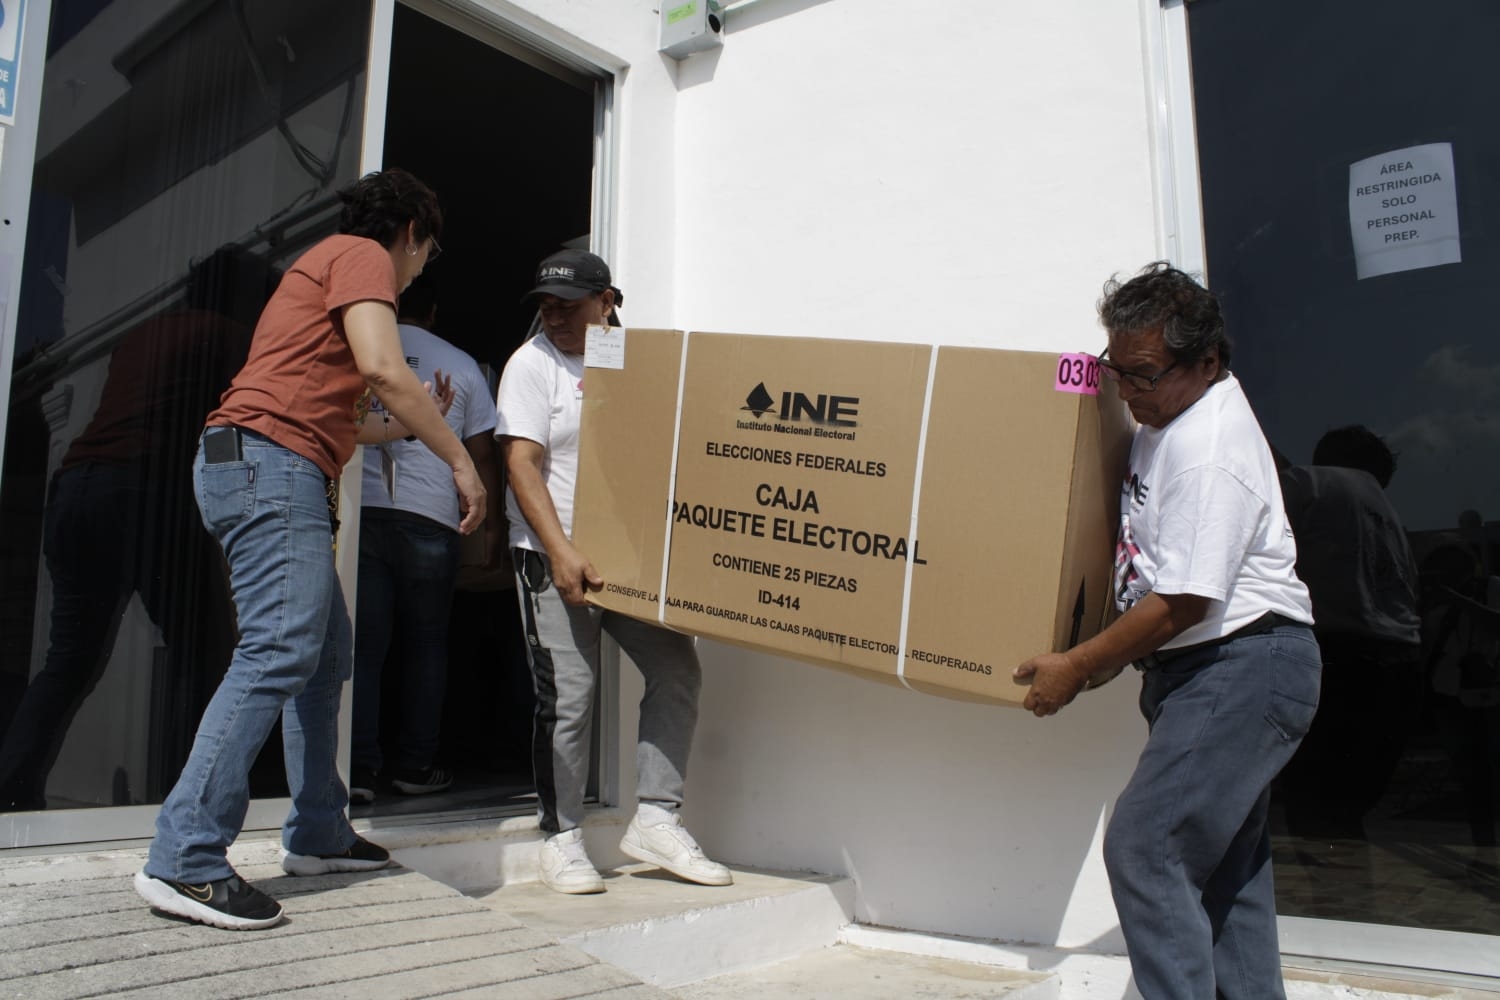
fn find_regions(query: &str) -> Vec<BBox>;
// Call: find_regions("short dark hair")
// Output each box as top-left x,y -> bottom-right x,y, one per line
1098,261 -> 1233,368
1313,424 -> 1398,488
338,168 -> 443,249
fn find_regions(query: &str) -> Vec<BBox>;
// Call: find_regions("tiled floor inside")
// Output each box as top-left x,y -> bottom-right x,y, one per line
1274,834 -> 1500,935
1271,744 -> 1500,936
349,771 -> 535,821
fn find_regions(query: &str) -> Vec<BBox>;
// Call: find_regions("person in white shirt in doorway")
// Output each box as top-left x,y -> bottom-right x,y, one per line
495,249 -> 731,894
351,274 -> 506,804
1013,262 -> 1320,1000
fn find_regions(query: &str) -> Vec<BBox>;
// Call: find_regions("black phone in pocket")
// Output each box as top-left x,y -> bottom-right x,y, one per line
203,426 -> 243,464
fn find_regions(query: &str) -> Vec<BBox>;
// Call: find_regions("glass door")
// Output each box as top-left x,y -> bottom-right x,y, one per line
0,0 -> 373,847
1180,0 -> 1500,972
348,0 -> 605,824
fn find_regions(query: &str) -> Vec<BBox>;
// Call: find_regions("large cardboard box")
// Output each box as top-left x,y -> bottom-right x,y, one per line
573,329 -> 1133,706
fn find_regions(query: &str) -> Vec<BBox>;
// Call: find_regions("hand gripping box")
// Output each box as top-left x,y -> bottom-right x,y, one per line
572,328 -> 1133,707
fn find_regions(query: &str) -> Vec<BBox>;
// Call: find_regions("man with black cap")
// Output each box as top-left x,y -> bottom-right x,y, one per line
495,249 -> 732,894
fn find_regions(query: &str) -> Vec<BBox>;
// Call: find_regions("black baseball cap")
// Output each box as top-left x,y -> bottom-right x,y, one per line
521,249 -> 623,306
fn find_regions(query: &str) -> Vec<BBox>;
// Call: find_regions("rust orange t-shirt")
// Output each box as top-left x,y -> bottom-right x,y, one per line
208,235 -> 397,479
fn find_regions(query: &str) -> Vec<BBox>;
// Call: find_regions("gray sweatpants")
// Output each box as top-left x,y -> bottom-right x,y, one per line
513,548 -> 702,834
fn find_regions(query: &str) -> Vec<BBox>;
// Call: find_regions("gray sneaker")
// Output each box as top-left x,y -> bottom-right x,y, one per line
620,812 -> 732,886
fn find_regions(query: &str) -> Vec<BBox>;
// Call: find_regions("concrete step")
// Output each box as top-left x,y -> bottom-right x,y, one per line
470,860 -> 856,989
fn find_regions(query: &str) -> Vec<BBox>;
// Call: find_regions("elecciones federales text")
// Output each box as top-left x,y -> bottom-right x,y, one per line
705,442 -> 886,478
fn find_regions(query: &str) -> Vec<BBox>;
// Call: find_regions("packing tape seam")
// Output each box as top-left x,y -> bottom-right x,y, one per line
895,344 -> 941,691
658,330 -> 692,624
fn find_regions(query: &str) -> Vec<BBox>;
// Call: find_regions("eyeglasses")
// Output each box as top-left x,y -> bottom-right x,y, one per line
1097,350 -> 1179,392
427,237 -> 442,263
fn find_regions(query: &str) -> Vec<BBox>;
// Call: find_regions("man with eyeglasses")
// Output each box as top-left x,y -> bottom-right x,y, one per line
495,249 -> 732,895
1013,262 -> 1319,1000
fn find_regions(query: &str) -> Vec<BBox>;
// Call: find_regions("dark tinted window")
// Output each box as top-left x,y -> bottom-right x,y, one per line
1189,0 -> 1500,936
0,0 -> 370,819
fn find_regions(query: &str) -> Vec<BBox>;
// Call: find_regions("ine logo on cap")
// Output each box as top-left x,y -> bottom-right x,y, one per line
522,249 -> 619,304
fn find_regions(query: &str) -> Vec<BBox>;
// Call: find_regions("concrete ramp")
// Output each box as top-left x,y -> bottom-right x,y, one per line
0,841 -> 670,1000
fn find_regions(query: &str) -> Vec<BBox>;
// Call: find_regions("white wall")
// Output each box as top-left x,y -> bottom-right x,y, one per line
669,1 -> 1160,353
500,0 -> 1163,950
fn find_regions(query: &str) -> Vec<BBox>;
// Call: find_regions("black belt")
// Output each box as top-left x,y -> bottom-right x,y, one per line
1135,611 -> 1296,672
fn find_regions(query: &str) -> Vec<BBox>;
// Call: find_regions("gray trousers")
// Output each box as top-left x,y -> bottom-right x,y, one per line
513,548 -> 702,834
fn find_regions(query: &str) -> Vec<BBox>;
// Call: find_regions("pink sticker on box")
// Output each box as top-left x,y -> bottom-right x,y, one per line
1054,353 -> 1100,395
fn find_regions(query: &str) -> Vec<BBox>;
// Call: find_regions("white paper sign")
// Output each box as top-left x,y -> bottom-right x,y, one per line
585,324 -> 626,370
1348,142 -> 1460,280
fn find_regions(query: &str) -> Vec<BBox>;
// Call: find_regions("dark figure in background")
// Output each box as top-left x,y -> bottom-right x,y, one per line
0,248 -> 271,812
1278,425 -> 1423,839
350,275 -> 506,802
1421,542 -> 1500,847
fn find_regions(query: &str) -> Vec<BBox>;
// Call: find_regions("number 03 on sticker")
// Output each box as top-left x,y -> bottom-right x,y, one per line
1054,353 -> 1100,395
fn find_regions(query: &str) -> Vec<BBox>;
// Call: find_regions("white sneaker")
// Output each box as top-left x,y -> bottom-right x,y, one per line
619,811 -> 733,886
538,828 -> 605,894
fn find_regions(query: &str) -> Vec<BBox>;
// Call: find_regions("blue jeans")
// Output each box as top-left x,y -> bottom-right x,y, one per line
1103,623 -> 1321,1000
146,429 -> 358,883
352,508 -> 461,774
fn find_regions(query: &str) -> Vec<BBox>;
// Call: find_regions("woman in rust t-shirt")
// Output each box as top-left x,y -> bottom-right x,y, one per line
135,169 -> 486,931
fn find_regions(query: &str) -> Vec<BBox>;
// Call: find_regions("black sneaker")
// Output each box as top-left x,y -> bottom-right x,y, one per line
390,765 -> 454,795
281,835 -> 392,876
350,765 -> 379,804
134,870 -> 283,930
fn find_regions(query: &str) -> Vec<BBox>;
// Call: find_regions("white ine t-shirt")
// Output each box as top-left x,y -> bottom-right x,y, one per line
360,324 -> 496,531
493,332 -> 585,552
1113,374 -> 1313,650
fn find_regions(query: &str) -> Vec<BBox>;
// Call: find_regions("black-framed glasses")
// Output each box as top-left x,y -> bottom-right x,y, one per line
427,237 -> 442,263
1097,350 -> 1179,392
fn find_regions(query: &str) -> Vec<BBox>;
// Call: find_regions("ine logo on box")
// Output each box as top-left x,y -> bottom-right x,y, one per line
741,382 -> 860,427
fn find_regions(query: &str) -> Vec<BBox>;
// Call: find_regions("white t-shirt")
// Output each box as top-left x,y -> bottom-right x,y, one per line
1112,374 -> 1313,649
360,324 -> 496,531
494,333 -> 584,551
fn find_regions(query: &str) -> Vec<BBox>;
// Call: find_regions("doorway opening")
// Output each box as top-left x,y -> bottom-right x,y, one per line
353,2 -> 603,822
